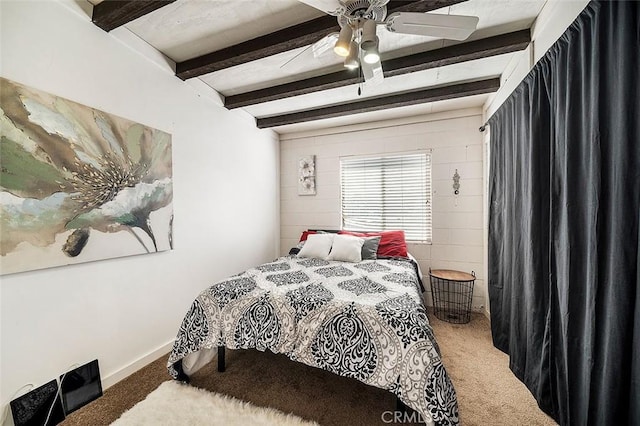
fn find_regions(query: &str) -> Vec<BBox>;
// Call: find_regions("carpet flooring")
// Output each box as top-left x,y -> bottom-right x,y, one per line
62,313 -> 557,426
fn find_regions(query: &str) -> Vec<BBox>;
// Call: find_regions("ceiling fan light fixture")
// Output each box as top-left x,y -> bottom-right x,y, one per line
360,19 -> 378,51
334,24 -> 353,57
344,41 -> 360,69
363,49 -> 380,64
362,36 -> 380,64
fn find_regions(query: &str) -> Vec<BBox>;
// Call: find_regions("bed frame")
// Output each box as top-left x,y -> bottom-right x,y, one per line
175,345 -> 412,416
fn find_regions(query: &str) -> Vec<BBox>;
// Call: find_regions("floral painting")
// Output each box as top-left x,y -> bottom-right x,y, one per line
298,155 -> 316,196
0,78 -> 173,275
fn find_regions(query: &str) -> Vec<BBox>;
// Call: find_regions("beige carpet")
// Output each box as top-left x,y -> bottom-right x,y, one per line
63,313 -> 557,426
431,316 -> 556,426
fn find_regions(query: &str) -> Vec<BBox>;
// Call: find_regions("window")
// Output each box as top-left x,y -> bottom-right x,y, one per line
340,152 -> 432,242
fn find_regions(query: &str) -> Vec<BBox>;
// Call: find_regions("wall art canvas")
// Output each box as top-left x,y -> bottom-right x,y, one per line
0,78 -> 173,275
298,155 -> 316,195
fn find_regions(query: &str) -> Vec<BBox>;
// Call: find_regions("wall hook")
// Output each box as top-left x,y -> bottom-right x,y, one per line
453,169 -> 460,195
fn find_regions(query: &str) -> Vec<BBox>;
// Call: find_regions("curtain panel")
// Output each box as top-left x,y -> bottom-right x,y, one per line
488,2 -> 640,425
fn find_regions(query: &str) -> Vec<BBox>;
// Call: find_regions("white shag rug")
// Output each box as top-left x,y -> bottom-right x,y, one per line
111,381 -> 319,426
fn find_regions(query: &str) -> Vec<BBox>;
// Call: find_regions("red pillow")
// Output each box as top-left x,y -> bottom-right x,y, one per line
339,230 -> 408,257
299,230 -> 317,242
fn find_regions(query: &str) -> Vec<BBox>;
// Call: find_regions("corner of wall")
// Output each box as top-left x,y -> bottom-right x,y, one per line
483,0 -> 590,118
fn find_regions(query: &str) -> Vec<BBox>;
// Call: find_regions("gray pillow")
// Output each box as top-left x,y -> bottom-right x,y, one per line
361,236 -> 382,260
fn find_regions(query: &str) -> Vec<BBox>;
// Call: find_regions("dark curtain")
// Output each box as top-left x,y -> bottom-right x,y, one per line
488,2 -> 640,425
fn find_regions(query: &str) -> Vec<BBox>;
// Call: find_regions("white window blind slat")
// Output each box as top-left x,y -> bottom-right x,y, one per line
340,153 -> 432,243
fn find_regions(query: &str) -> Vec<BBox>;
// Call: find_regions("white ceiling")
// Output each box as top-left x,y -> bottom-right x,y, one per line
95,0 -> 547,134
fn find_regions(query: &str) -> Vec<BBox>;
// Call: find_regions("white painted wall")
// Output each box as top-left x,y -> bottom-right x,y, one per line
280,109 -> 486,311
0,0 -> 279,420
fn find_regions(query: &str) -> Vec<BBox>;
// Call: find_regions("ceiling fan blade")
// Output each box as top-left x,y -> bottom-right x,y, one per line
297,0 -> 344,15
362,59 -> 384,86
280,34 -> 337,72
312,32 -> 339,58
386,12 -> 479,41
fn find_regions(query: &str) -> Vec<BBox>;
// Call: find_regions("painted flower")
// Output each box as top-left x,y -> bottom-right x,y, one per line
0,77 -> 172,261
299,156 -> 315,177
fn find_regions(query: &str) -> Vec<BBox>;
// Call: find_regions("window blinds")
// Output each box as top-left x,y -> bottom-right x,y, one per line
340,152 -> 432,242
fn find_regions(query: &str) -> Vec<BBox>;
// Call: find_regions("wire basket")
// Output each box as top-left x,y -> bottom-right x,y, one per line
429,269 -> 475,324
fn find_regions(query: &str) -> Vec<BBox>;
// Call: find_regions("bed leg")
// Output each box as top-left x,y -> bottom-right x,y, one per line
174,359 -> 190,384
217,346 -> 226,372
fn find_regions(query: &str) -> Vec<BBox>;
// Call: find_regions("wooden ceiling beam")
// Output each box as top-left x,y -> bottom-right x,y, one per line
92,0 -> 177,32
225,29 -> 530,109
256,77 -> 500,128
175,0 -> 467,80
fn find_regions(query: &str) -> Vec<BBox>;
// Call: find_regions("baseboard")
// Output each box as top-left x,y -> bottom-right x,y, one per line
102,340 -> 174,390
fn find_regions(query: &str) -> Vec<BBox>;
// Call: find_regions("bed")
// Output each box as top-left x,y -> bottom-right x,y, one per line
167,231 -> 459,425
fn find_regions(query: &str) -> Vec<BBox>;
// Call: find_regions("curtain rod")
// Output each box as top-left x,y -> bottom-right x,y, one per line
479,122 -> 488,132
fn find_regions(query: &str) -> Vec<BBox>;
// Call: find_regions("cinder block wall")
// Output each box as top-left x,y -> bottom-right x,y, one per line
279,110 -> 486,311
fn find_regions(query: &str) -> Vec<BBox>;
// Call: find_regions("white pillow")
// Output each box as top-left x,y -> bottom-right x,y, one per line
326,234 -> 365,263
297,233 -> 335,259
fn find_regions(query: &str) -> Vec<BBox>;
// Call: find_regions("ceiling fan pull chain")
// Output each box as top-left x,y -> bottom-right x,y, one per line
357,30 -> 363,96
279,44 -> 313,69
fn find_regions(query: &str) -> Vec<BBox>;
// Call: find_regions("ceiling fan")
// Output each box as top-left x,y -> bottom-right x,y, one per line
295,0 -> 479,86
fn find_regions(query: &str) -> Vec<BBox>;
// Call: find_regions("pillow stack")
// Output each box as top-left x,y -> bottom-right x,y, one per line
339,230 -> 408,257
296,229 -> 407,261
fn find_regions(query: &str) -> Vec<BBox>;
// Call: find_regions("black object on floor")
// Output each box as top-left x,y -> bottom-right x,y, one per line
10,380 -> 65,426
59,360 -> 103,415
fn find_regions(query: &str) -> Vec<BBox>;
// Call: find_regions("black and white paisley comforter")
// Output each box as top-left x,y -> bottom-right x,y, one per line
167,256 -> 459,425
